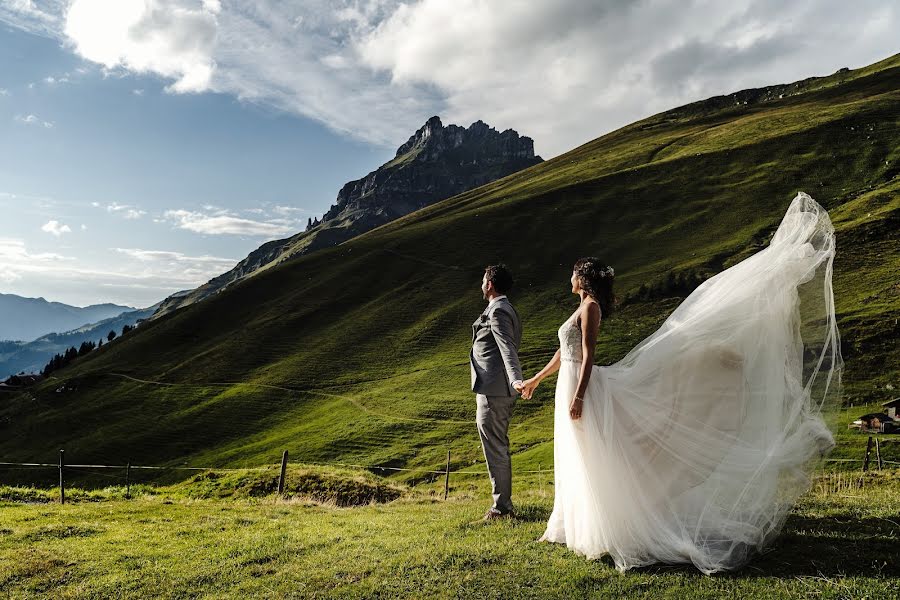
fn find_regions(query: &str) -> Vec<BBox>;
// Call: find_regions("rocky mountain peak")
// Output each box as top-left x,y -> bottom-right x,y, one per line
393,116 -> 537,163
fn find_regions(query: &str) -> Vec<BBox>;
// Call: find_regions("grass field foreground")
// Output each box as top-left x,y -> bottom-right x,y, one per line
1,467 -> 898,598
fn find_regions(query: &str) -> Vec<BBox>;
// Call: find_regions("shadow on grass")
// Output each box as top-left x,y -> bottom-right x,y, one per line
632,513 -> 897,579
511,502 -> 552,523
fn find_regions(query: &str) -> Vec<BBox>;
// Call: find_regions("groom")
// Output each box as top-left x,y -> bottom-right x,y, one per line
471,264 -> 524,520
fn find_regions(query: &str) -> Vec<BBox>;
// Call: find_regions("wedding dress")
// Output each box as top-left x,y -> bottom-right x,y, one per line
540,192 -> 842,573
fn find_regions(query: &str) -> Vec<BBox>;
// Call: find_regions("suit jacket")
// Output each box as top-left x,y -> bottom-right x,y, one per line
470,297 -> 523,397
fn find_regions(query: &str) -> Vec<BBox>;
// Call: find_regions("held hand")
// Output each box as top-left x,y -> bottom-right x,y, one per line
569,395 -> 583,420
521,377 -> 539,400
512,381 -> 525,395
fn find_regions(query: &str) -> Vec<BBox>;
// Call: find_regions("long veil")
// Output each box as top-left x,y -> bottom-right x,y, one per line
576,192 -> 843,573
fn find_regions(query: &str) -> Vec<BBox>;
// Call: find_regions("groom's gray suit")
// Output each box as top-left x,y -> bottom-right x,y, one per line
470,295 -> 523,514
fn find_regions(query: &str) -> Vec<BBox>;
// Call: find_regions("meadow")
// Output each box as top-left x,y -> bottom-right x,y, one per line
1,464 -> 897,598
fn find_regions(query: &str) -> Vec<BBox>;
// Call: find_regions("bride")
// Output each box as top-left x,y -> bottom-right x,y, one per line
520,192 -> 842,574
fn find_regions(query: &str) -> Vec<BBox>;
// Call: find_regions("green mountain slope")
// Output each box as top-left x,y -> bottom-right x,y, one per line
2,54 -> 898,484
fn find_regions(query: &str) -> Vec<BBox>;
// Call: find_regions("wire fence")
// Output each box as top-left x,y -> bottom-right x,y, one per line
0,448 -> 561,504
1,433 -> 897,506
0,458 -> 550,477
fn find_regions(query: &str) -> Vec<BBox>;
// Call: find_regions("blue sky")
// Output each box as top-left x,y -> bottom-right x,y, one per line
0,22 -> 394,308
0,1 -> 896,308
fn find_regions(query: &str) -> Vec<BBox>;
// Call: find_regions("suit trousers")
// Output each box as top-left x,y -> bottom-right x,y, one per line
475,393 -> 516,513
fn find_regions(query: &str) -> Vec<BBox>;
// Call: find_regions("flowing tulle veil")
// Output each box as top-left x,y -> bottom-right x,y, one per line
568,192 -> 843,573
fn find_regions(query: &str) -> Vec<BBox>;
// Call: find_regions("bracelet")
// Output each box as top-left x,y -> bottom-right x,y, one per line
574,395 -> 583,402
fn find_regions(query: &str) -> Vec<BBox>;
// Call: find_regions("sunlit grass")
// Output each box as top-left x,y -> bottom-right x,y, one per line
0,469 -> 897,598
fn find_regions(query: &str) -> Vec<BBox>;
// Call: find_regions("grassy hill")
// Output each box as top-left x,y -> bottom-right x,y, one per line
1,53 -> 898,485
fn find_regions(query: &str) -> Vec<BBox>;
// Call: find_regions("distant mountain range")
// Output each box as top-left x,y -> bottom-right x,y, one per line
0,293 -> 136,343
150,116 -> 543,319
0,303 -> 159,378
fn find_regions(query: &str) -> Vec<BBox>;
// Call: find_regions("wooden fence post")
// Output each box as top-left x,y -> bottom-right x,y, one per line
862,436 -> 873,472
875,438 -> 883,470
278,450 -> 289,495
125,462 -> 131,499
444,450 -> 451,500
58,449 -> 65,505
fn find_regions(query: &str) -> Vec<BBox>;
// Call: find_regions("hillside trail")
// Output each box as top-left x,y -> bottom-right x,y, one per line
106,372 -> 472,425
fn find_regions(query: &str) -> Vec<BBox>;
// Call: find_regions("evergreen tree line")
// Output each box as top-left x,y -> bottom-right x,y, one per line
39,324 -> 136,377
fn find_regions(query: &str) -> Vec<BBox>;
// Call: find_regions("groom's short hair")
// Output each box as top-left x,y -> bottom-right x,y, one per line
484,264 -> 514,294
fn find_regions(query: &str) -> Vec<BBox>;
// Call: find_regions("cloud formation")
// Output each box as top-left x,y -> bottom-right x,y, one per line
112,246 -> 238,279
107,202 -> 146,219
0,237 -> 238,306
0,237 -> 71,266
0,1 -> 897,156
162,208 -> 296,237
64,0 -> 218,93
14,113 -> 54,128
40,220 -> 71,236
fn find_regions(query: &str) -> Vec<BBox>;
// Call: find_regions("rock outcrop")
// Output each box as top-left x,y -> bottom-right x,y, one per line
150,117 -> 542,320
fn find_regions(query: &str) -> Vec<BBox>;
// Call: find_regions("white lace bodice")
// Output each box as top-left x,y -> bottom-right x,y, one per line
558,312 -> 583,363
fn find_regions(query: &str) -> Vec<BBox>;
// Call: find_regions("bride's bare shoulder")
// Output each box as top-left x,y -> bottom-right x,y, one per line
576,299 -> 601,328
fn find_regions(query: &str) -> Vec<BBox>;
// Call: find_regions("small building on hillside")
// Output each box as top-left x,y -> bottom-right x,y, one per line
850,412 -> 895,433
883,398 -> 900,420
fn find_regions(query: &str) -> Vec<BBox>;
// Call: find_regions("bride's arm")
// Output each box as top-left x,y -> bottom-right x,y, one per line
521,349 -> 561,399
571,302 -> 601,419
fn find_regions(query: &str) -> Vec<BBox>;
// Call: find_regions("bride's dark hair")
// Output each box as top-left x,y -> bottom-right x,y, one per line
573,257 -> 616,317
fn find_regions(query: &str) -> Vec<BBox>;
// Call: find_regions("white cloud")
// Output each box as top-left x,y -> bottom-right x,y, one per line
63,0 -> 219,94
132,88 -> 145,96
0,238 -> 238,307
14,113 -> 54,128
99,202 -> 146,219
0,238 -> 74,285
40,220 -> 72,236
162,208 -> 295,236
1,0 -> 432,147
202,0 -> 221,14
0,1 -> 898,156
1,266 -> 26,286
0,88 -> 9,96
0,0 -> 63,38
0,267 -> 22,283
271,205 -> 307,216
354,0 -> 900,156
43,73 -> 71,85
112,247 -> 238,279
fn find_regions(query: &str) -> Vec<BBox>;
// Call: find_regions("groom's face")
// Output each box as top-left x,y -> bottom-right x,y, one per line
481,274 -> 491,300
